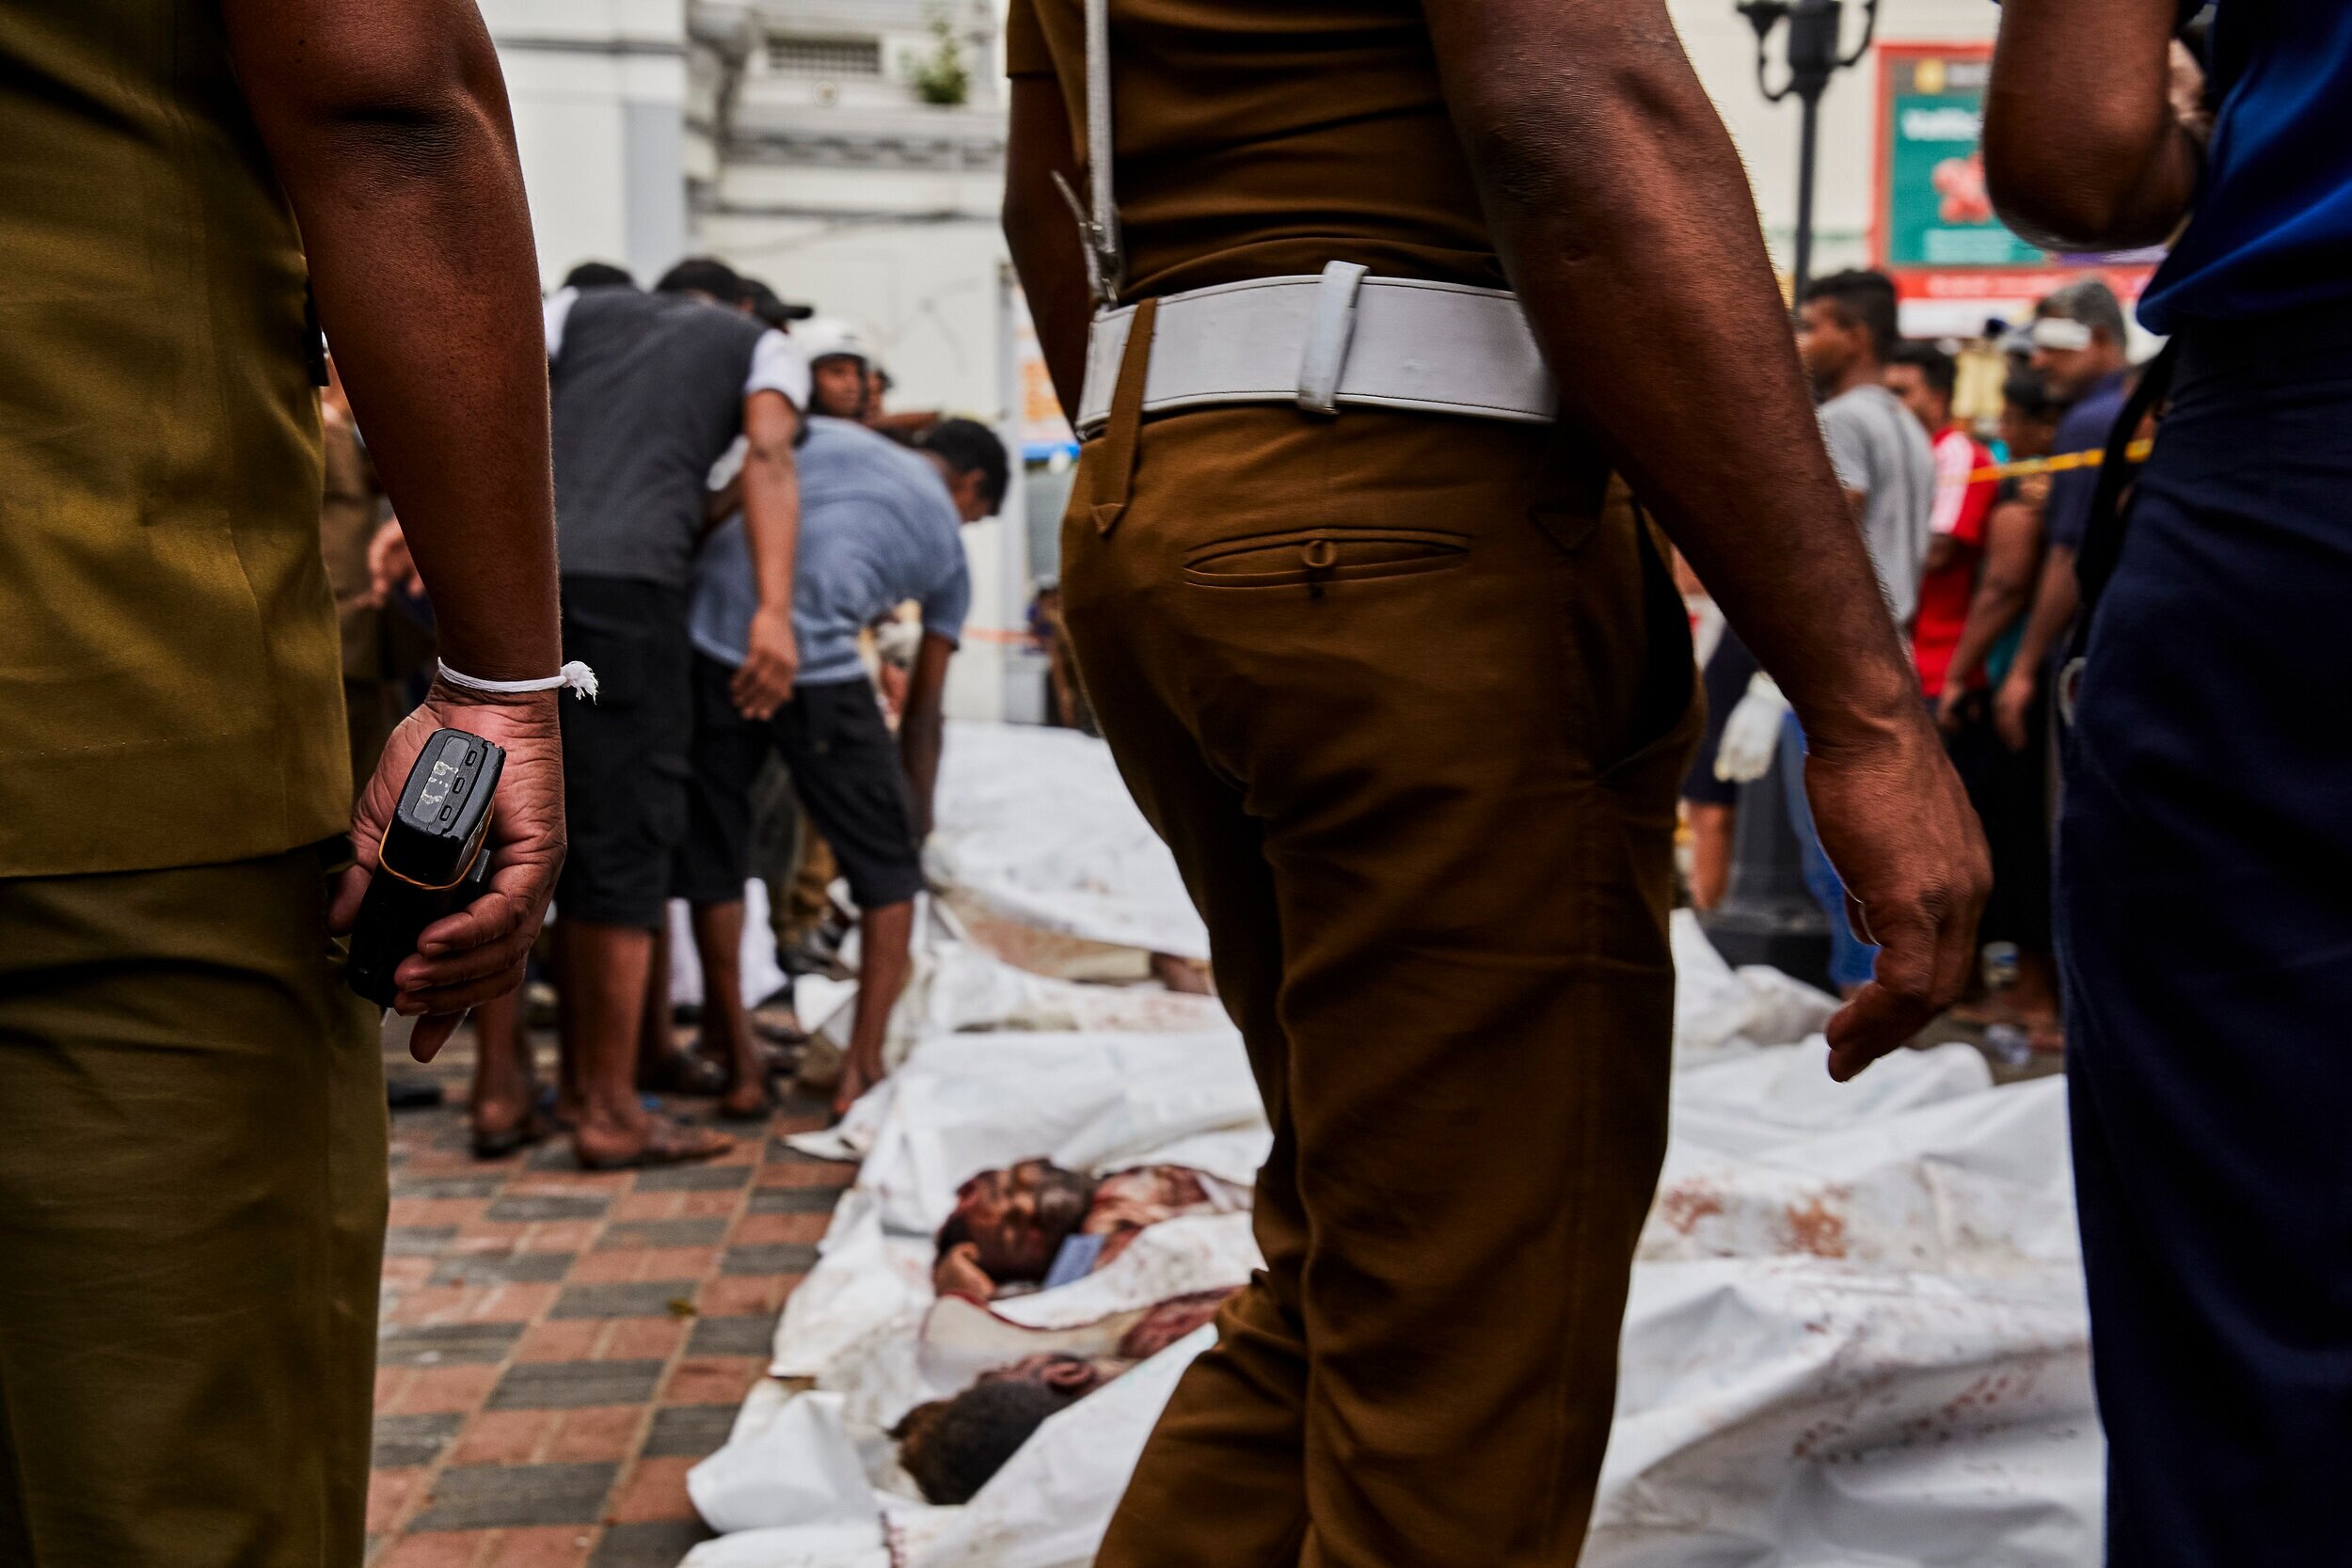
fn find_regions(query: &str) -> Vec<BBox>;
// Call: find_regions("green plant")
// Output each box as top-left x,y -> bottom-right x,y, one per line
910,12 -> 970,106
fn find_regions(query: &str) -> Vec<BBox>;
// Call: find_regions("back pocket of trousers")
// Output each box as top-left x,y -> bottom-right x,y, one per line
1182,528 -> 1469,594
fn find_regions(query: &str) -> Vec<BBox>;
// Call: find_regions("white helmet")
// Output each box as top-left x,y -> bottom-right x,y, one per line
794,316 -> 880,369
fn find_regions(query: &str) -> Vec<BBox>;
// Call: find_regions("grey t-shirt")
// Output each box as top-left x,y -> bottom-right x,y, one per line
690,417 -> 972,686
546,288 -> 806,589
1820,383 -> 1937,628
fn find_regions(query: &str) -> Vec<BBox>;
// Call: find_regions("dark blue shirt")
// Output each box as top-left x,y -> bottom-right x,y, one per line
2139,1 -> 2352,333
2044,370 -> 2131,552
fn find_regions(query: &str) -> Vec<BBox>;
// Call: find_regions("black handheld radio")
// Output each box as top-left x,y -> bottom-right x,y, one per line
347,729 -> 506,1007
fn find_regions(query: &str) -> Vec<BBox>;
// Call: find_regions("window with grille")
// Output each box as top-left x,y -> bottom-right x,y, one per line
766,35 -> 882,76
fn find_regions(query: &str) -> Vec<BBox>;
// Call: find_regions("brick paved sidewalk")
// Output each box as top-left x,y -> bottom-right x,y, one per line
370,1028 -> 852,1568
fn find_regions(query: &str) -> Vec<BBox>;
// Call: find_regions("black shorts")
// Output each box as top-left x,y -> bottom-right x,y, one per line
675,654 -> 926,912
555,578 -> 693,929
1680,623 -> 1759,808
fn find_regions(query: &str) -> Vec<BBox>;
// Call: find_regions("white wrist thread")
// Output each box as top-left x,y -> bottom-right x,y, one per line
437,659 -> 599,701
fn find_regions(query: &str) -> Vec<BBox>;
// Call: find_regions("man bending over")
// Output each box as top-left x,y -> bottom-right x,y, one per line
679,418 -> 1010,1117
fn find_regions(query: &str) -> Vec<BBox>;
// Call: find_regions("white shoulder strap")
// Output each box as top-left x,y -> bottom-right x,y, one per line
1052,0 -> 1126,308
1086,0 -> 1116,247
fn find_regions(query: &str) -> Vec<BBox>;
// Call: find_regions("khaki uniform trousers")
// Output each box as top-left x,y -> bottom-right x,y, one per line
0,844 -> 386,1567
1065,312 -> 1700,1568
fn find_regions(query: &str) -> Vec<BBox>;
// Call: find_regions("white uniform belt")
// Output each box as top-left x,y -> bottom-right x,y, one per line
1074,266 -> 1557,436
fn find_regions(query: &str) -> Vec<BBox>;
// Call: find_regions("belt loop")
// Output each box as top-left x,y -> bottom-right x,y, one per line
1295,261 -> 1369,416
1091,296 -> 1156,537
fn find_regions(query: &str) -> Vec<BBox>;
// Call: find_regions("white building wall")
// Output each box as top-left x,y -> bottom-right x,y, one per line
485,0 -> 692,289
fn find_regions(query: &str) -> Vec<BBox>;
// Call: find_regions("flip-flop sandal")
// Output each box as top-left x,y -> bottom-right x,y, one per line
689,1036 -> 798,1082
578,1116 -> 736,1171
471,1111 -> 552,1160
638,1048 -> 730,1098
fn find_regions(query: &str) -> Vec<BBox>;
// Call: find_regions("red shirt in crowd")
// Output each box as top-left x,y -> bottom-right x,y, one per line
1912,425 -> 1999,698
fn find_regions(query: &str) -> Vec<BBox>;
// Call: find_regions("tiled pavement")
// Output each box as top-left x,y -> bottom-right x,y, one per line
371,1029 -> 852,1568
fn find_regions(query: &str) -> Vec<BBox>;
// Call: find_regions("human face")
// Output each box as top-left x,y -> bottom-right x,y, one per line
2027,316 -> 2115,404
919,451 -> 999,523
1795,300 -> 1863,394
1997,404 -> 2058,461
2031,342 -> 2096,404
949,468 -> 993,522
810,356 -> 870,420
948,1160 -> 1091,1281
1883,363 -> 1946,435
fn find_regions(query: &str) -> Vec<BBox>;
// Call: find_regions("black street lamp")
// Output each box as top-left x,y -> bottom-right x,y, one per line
1737,0 -> 1879,301
1694,0 -> 1878,992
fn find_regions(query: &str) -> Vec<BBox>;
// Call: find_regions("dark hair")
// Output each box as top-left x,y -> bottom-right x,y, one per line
562,261 -> 635,292
934,1208 -> 974,1261
895,1381 -> 1078,1505
1801,269 -> 1900,362
2035,278 -> 2129,346
656,256 -> 748,304
742,279 -> 813,329
2002,372 -> 2062,424
915,418 -> 1011,512
1888,340 -> 1957,403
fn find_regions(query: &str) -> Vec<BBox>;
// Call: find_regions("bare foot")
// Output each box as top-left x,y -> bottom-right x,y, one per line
574,1112 -> 734,1170
695,1030 -> 795,1083
638,1048 -> 729,1097
470,1104 -> 550,1160
718,1079 -> 772,1122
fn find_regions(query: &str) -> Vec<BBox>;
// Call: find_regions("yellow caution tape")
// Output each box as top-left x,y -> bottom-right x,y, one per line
1961,436 -> 2154,486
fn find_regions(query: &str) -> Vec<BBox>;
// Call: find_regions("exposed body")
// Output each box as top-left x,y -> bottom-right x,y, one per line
677,417 -> 1004,1117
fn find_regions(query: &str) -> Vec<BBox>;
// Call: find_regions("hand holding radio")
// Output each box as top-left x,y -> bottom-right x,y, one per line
331,677 -> 566,1063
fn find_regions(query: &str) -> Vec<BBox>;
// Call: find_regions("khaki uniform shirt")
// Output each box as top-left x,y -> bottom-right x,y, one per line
0,1 -> 346,876
1005,0 -> 1505,303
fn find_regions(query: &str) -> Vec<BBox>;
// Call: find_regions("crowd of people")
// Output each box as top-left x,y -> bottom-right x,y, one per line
340,255 -> 1010,1167
1680,267 -> 2144,1054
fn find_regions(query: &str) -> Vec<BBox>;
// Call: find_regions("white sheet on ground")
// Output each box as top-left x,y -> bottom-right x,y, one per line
926,721 -> 1210,960
767,1024 -> 1270,1391
796,934 -> 1233,1077
691,788 -> 2099,1566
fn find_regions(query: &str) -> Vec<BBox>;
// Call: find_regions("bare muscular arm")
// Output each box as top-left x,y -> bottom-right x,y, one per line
1995,543 -> 2079,751
1422,0 -> 1987,1072
899,634 -> 956,841
1939,497 -> 2043,729
226,0 -> 563,1059
1985,0 -> 2199,251
732,390 -> 803,720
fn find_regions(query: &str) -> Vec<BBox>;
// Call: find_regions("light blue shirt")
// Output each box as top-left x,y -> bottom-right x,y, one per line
690,418 -> 972,687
